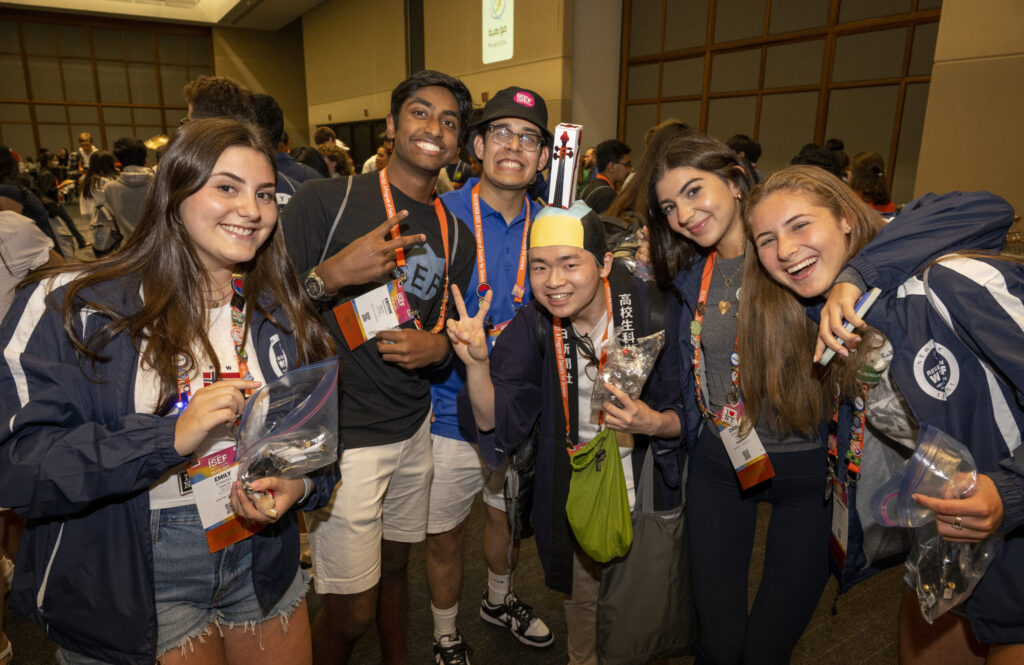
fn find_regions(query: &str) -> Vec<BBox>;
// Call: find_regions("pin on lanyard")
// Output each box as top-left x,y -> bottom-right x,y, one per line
175,273 -> 253,411
690,251 -> 740,418
470,183 -> 531,308
377,168 -> 451,334
554,278 -> 612,453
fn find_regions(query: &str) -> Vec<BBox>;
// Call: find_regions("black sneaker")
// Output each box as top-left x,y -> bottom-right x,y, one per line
434,631 -> 473,665
479,591 -> 554,647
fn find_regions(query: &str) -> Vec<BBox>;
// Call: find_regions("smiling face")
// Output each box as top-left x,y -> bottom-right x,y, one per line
528,245 -> 613,329
749,189 -> 852,299
474,117 -> 550,192
655,165 -> 744,252
386,85 -> 460,176
179,145 -> 277,286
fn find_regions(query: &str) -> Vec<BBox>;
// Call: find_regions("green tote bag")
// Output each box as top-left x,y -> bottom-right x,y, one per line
565,428 -> 633,563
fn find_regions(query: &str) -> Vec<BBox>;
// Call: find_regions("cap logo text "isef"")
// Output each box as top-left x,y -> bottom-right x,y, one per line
514,91 -> 535,107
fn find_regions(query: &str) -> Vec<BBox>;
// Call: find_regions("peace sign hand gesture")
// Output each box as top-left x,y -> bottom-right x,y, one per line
446,284 -> 492,365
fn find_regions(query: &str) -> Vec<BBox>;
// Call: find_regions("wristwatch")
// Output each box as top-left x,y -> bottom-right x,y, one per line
303,267 -> 331,302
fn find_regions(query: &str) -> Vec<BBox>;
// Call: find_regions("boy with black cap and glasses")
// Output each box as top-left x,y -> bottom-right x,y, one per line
427,86 -> 554,664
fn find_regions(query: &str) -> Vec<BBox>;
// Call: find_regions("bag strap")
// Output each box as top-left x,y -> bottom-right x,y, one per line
317,175 -> 354,266
634,446 -> 656,514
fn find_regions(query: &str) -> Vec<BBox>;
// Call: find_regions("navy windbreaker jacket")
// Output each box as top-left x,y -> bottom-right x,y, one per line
0,273 -> 339,664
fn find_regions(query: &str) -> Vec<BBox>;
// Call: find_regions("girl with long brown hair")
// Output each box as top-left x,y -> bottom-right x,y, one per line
0,118 -> 335,665
646,133 -> 832,664
745,165 -> 1022,665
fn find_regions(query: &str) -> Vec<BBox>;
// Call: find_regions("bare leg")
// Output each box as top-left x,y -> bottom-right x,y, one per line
483,504 -> 516,576
426,519 -> 470,611
223,598 -> 312,665
312,588 -> 377,665
158,624 -> 228,665
898,586 -> 986,665
986,644 -> 1024,664
377,539 -> 411,665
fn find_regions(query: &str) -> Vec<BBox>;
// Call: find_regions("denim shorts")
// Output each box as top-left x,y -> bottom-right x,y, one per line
57,503 -> 309,664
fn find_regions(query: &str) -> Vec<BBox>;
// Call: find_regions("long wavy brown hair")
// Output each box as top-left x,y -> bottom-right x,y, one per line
29,118 -> 334,413
738,165 -> 885,433
645,133 -> 753,288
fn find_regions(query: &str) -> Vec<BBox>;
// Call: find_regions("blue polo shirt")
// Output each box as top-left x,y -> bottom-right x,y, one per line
431,177 -> 542,440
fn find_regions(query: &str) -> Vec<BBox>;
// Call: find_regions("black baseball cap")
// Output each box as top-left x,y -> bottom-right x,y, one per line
471,86 -> 553,149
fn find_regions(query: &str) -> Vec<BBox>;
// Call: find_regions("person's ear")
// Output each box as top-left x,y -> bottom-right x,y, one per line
473,133 -> 485,162
537,145 -> 551,172
385,114 -> 396,140
841,218 -> 852,234
597,251 -> 614,278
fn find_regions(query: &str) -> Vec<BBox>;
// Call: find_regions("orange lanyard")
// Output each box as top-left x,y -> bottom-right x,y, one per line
377,168 -> 451,333
174,273 -> 252,411
690,252 -> 740,418
596,174 -> 614,188
554,278 -> 612,452
470,183 -> 531,305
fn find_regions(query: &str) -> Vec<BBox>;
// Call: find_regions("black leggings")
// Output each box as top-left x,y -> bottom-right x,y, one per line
687,426 -> 830,665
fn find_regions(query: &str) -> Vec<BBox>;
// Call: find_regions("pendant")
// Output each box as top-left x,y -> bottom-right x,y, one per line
718,300 -> 730,315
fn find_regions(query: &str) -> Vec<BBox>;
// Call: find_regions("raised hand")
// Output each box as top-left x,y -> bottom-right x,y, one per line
601,381 -> 680,438
319,211 -> 427,290
230,476 -> 307,524
173,379 -> 261,456
913,474 -> 1005,544
814,281 -> 865,362
445,284 -> 491,365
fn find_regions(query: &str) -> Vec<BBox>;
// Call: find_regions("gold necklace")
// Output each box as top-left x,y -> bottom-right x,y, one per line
717,260 -> 741,315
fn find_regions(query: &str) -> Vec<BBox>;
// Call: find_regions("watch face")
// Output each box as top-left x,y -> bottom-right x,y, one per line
305,272 -> 324,299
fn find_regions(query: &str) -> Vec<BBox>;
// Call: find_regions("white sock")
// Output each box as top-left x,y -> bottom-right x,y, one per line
487,569 -> 510,606
432,601 -> 459,639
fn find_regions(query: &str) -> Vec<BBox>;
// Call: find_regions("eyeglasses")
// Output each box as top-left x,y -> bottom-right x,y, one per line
486,125 -> 543,152
615,159 -> 633,170
571,331 -> 600,381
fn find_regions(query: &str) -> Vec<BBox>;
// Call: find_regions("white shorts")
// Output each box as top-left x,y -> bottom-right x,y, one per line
306,413 -> 434,595
427,435 -> 506,534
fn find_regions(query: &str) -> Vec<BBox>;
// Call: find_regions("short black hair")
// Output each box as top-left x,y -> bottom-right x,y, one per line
113,136 -> 147,167
253,93 -> 285,148
596,139 -> 631,172
824,137 -> 845,152
390,70 -> 473,144
790,143 -> 845,180
727,134 -> 761,164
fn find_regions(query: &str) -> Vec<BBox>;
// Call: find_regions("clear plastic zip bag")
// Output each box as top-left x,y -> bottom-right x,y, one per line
590,327 -> 665,412
235,356 -> 340,515
870,425 -> 1002,622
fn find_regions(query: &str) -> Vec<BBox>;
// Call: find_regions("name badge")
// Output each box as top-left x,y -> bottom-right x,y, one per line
333,279 -> 416,350
188,446 -> 263,553
715,403 -> 775,490
829,478 -> 850,570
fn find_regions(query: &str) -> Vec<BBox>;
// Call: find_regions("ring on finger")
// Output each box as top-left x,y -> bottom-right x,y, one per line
952,515 -> 964,530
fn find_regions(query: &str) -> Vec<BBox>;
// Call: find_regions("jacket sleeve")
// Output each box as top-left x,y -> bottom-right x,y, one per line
0,282 -> 188,519
642,290 -> 686,487
489,307 -> 544,463
846,191 -> 1014,291
926,258 -> 1024,530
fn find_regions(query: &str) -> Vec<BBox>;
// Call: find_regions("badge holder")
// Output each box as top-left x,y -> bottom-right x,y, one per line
333,278 -> 417,350
188,447 -> 263,553
714,403 -> 775,490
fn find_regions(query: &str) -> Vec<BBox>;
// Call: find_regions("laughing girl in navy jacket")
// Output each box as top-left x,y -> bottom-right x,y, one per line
743,165 -> 1022,665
